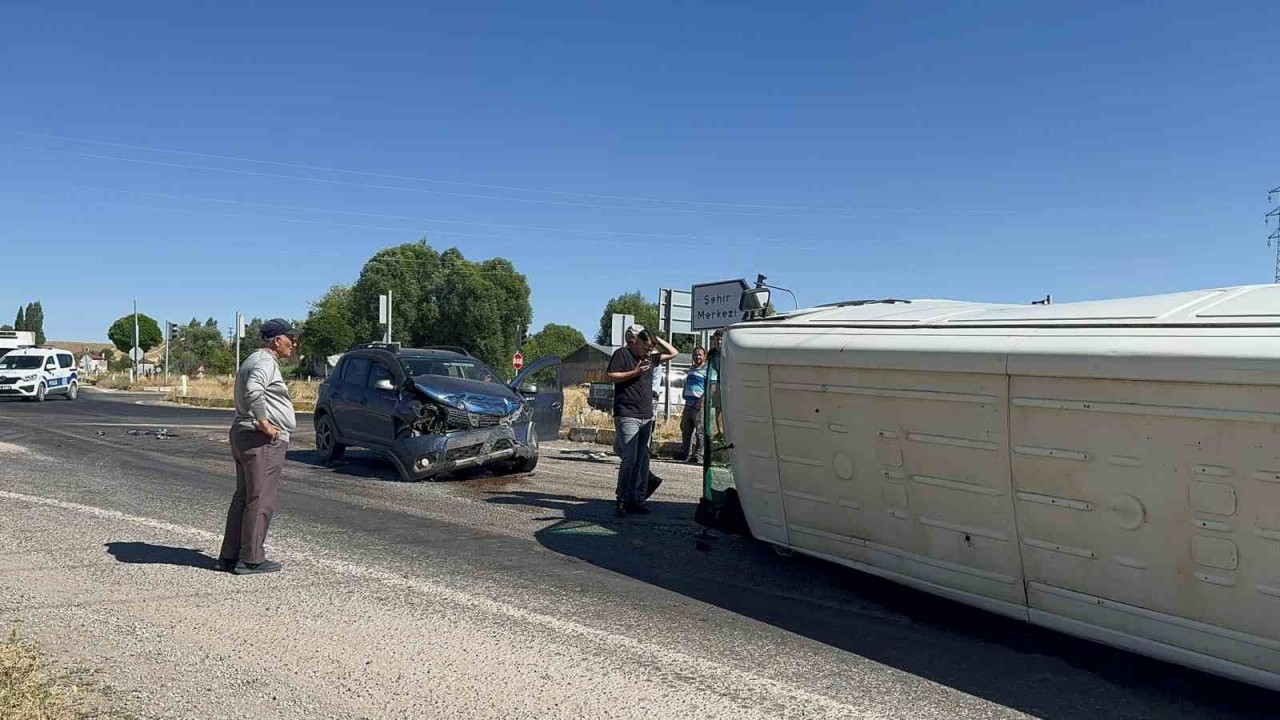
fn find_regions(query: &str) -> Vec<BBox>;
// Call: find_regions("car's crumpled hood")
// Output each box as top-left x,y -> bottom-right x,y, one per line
410,375 -> 522,416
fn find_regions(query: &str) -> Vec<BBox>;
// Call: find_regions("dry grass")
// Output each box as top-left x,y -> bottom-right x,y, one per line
562,385 -> 684,441
0,629 -> 134,720
165,377 -> 319,412
88,374 -> 146,391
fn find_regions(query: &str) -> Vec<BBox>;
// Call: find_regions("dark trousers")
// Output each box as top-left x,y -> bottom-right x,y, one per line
614,416 -> 653,504
679,401 -> 703,461
220,427 -> 287,564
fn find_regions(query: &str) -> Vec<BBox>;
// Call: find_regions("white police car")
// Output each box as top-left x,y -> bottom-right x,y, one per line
0,347 -> 79,401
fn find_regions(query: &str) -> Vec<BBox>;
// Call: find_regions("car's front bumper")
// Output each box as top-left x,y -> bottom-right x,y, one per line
389,420 -> 536,480
0,383 -> 38,398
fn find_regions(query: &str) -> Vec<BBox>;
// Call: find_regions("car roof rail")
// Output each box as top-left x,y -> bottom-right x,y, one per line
351,342 -> 402,352
423,345 -> 472,356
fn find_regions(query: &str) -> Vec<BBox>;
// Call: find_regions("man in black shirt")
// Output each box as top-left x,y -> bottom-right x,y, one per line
606,324 -> 678,516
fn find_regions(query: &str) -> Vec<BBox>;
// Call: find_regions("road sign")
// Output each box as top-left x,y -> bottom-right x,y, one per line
512,352 -> 524,371
658,288 -> 695,335
609,313 -> 635,346
129,347 -> 145,363
691,279 -> 749,330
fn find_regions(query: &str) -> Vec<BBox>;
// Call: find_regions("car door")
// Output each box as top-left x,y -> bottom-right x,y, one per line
41,354 -> 61,392
331,357 -> 371,443
360,361 -> 401,444
57,353 -> 76,392
511,356 -> 564,442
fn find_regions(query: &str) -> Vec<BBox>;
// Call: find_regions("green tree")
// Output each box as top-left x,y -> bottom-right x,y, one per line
26,302 -> 45,345
14,307 -> 24,331
430,249 -> 513,372
520,323 -> 586,361
106,349 -> 132,373
350,241 -> 442,345
302,285 -> 355,361
108,313 -> 163,355
0,324 -> 10,331
348,240 -> 532,373
595,291 -> 659,345
169,318 -> 231,374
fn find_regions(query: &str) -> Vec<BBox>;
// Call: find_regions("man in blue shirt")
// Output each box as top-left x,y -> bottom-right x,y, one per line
679,346 -> 708,464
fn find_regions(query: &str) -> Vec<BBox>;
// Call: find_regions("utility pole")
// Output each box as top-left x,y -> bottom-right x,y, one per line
164,320 -> 170,382
235,311 -> 242,367
132,300 -> 139,383
1268,186 -> 1280,282
387,289 -> 393,343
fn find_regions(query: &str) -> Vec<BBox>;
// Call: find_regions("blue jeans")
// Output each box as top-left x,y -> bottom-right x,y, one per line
614,416 -> 653,504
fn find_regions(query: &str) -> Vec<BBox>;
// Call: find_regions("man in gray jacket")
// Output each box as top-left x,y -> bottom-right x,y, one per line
217,318 -> 298,575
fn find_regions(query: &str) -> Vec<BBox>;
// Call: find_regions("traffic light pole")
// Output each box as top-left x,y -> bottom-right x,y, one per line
164,320 -> 170,382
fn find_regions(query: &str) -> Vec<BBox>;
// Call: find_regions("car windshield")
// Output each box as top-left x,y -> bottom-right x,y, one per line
402,357 -> 500,384
0,355 -> 42,370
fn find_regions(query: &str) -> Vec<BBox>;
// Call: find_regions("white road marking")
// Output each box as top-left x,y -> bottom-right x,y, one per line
64,423 -> 231,429
0,488 -> 867,717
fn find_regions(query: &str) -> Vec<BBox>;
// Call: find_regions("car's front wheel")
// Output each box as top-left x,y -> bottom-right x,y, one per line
66,382 -> 78,401
509,424 -> 539,474
33,383 -> 46,403
315,414 -> 346,462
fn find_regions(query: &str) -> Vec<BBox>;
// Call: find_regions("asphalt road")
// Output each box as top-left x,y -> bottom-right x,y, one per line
0,389 -> 1270,718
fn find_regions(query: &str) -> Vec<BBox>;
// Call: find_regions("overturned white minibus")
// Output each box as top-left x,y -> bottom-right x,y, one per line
714,285 -> 1280,690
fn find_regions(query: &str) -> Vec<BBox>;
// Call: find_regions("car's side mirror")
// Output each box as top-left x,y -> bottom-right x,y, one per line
373,378 -> 396,391
518,382 -> 538,395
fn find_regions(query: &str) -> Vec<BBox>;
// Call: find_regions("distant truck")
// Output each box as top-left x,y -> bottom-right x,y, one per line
707,285 -> 1280,691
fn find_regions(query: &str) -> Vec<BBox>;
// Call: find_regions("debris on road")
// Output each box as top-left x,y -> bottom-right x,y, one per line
126,428 -> 177,440
558,448 -> 614,463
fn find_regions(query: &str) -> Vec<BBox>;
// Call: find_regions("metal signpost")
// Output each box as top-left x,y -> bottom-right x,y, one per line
234,312 -> 244,367
379,292 -> 393,343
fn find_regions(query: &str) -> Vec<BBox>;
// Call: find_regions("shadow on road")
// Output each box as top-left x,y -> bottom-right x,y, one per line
485,489 -> 1271,720
104,542 -> 217,570
288,448 -> 404,482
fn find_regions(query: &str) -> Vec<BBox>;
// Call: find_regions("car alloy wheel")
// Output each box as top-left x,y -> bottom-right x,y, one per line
35,383 -> 45,402
315,415 -> 345,462
66,382 -> 77,401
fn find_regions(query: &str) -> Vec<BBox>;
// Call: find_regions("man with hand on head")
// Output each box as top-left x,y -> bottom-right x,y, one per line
216,318 -> 298,575
606,324 -> 677,516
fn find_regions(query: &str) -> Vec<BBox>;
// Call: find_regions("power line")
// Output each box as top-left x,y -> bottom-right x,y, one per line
67,184 -> 819,247
68,196 -> 811,255
3,142 -> 862,219
15,130 -> 917,215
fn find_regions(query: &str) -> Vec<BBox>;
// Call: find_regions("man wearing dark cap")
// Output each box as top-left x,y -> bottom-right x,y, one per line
216,318 -> 298,575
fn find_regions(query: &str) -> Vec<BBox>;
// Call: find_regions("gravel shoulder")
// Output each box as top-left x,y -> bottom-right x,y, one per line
0,391 -> 1267,719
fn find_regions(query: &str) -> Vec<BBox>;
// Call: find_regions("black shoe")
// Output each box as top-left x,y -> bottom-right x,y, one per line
614,500 -> 627,518
233,559 -> 283,575
213,557 -> 237,573
624,501 -> 651,515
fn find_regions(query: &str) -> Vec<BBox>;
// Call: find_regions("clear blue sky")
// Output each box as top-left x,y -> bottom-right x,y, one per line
1,1 -> 1276,342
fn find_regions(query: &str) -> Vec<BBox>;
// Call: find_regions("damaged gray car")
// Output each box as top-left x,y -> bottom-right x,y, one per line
314,343 -> 564,480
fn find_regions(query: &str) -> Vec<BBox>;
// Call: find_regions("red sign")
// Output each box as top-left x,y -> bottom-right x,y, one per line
512,351 -> 524,370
